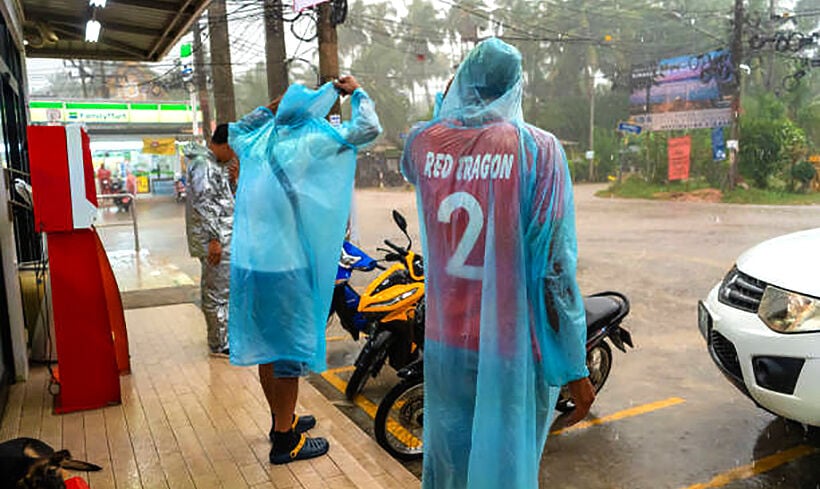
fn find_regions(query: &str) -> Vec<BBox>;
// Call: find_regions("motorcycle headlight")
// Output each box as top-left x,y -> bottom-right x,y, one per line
758,286 -> 820,334
370,289 -> 417,308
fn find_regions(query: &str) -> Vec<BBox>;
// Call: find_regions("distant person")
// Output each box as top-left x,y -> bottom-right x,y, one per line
401,39 -> 594,488
125,170 -> 137,197
97,163 -> 112,194
183,125 -> 235,357
228,76 -> 381,465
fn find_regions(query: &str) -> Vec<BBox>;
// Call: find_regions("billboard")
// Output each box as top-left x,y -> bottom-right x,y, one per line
630,50 -> 735,131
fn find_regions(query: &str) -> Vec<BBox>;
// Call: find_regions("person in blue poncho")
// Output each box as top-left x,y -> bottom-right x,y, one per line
228,76 -> 381,464
401,39 -> 595,487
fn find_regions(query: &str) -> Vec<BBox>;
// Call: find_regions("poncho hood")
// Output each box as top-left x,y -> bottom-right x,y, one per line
438,38 -> 524,124
274,82 -> 339,126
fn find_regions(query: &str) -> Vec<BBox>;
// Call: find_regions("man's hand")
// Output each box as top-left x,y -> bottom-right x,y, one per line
267,95 -> 283,114
334,75 -> 361,96
228,160 -> 239,187
563,377 -> 595,427
207,239 -> 222,266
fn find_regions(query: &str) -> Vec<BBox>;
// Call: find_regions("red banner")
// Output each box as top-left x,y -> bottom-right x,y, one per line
668,135 -> 692,181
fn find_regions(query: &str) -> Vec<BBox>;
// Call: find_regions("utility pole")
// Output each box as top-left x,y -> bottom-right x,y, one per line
582,8 -> 597,181
192,19 -> 212,142
587,64 -> 596,181
264,0 -> 289,100
97,60 -> 109,98
208,0 -> 237,124
74,60 -> 89,98
317,1 -> 341,117
728,0 -> 744,190
764,0 -> 776,90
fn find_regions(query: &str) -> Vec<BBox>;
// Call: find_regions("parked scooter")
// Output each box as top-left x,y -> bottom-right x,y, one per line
373,291 -> 632,461
344,210 -> 425,400
328,241 -> 382,341
556,292 -> 632,412
99,178 -> 112,195
109,178 -> 132,213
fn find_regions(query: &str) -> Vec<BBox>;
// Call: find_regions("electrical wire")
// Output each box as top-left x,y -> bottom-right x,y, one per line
35,0 -> 797,95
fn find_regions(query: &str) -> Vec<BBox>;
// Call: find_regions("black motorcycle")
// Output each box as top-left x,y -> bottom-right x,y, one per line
110,178 -> 132,213
374,291 -> 632,461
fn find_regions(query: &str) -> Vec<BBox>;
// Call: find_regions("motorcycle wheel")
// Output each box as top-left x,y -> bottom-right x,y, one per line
345,330 -> 395,400
555,341 -> 613,413
375,376 -> 424,461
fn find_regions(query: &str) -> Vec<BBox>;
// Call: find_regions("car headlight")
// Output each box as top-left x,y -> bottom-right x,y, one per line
758,286 -> 820,333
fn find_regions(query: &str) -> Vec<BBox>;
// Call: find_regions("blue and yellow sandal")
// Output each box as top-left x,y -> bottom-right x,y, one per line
270,433 -> 329,465
269,414 -> 317,441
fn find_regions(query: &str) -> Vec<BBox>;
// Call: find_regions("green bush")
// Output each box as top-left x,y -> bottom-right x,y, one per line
739,119 -> 784,188
566,158 -> 576,182
792,161 -> 816,192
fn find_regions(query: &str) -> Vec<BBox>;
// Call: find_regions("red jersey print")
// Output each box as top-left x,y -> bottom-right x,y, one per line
404,121 -> 524,352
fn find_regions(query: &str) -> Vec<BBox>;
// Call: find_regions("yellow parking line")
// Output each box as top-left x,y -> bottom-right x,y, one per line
551,397 -> 686,436
320,370 -> 423,448
324,365 -> 356,375
680,445 -> 819,489
319,371 -> 683,452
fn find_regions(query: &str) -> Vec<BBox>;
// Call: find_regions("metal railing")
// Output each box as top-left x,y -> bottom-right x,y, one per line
95,193 -> 140,251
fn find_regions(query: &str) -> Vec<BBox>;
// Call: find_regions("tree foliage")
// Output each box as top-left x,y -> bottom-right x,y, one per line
739,117 -> 807,188
29,0 -> 816,191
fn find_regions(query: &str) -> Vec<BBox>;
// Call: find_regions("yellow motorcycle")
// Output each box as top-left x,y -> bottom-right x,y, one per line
345,210 -> 425,400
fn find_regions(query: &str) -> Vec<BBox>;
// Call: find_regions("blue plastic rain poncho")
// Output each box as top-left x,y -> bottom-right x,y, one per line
227,83 -> 381,370
400,39 -> 588,488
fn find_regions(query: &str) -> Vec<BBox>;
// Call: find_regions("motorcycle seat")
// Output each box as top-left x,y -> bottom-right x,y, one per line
583,295 -> 625,331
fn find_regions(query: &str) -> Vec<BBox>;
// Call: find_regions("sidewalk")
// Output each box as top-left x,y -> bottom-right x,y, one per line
0,303 -> 418,489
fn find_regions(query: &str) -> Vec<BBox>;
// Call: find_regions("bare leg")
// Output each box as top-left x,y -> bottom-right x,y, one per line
263,364 -> 328,463
272,377 -> 299,432
259,363 -> 299,432
258,363 -> 276,412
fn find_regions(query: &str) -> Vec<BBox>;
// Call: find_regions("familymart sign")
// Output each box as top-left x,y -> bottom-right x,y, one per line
29,101 -> 200,125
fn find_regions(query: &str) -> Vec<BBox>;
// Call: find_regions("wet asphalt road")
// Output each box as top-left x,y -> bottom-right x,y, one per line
102,186 -> 820,488
329,186 -> 820,489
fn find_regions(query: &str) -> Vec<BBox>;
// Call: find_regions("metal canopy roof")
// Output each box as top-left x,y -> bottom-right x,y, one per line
22,0 -> 211,61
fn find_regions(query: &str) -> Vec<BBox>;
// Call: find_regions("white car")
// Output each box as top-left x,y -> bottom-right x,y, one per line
699,228 -> 820,427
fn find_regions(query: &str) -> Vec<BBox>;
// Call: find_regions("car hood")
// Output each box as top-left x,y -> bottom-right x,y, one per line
737,228 -> 820,298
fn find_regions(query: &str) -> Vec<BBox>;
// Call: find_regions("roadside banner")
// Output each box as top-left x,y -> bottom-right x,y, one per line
668,136 -> 691,181
142,138 -> 177,156
711,127 -> 726,161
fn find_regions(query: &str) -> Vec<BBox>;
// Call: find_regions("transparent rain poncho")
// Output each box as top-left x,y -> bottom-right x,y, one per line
400,39 -> 588,488
228,83 -> 381,370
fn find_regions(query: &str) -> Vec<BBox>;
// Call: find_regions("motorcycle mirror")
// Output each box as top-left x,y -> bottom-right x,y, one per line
392,210 -> 408,233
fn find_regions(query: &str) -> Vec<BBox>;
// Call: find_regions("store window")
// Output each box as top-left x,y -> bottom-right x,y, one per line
0,16 -> 40,264
0,9 -> 22,417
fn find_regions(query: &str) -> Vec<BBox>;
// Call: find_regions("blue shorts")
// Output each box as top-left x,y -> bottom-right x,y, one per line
272,360 -> 309,378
